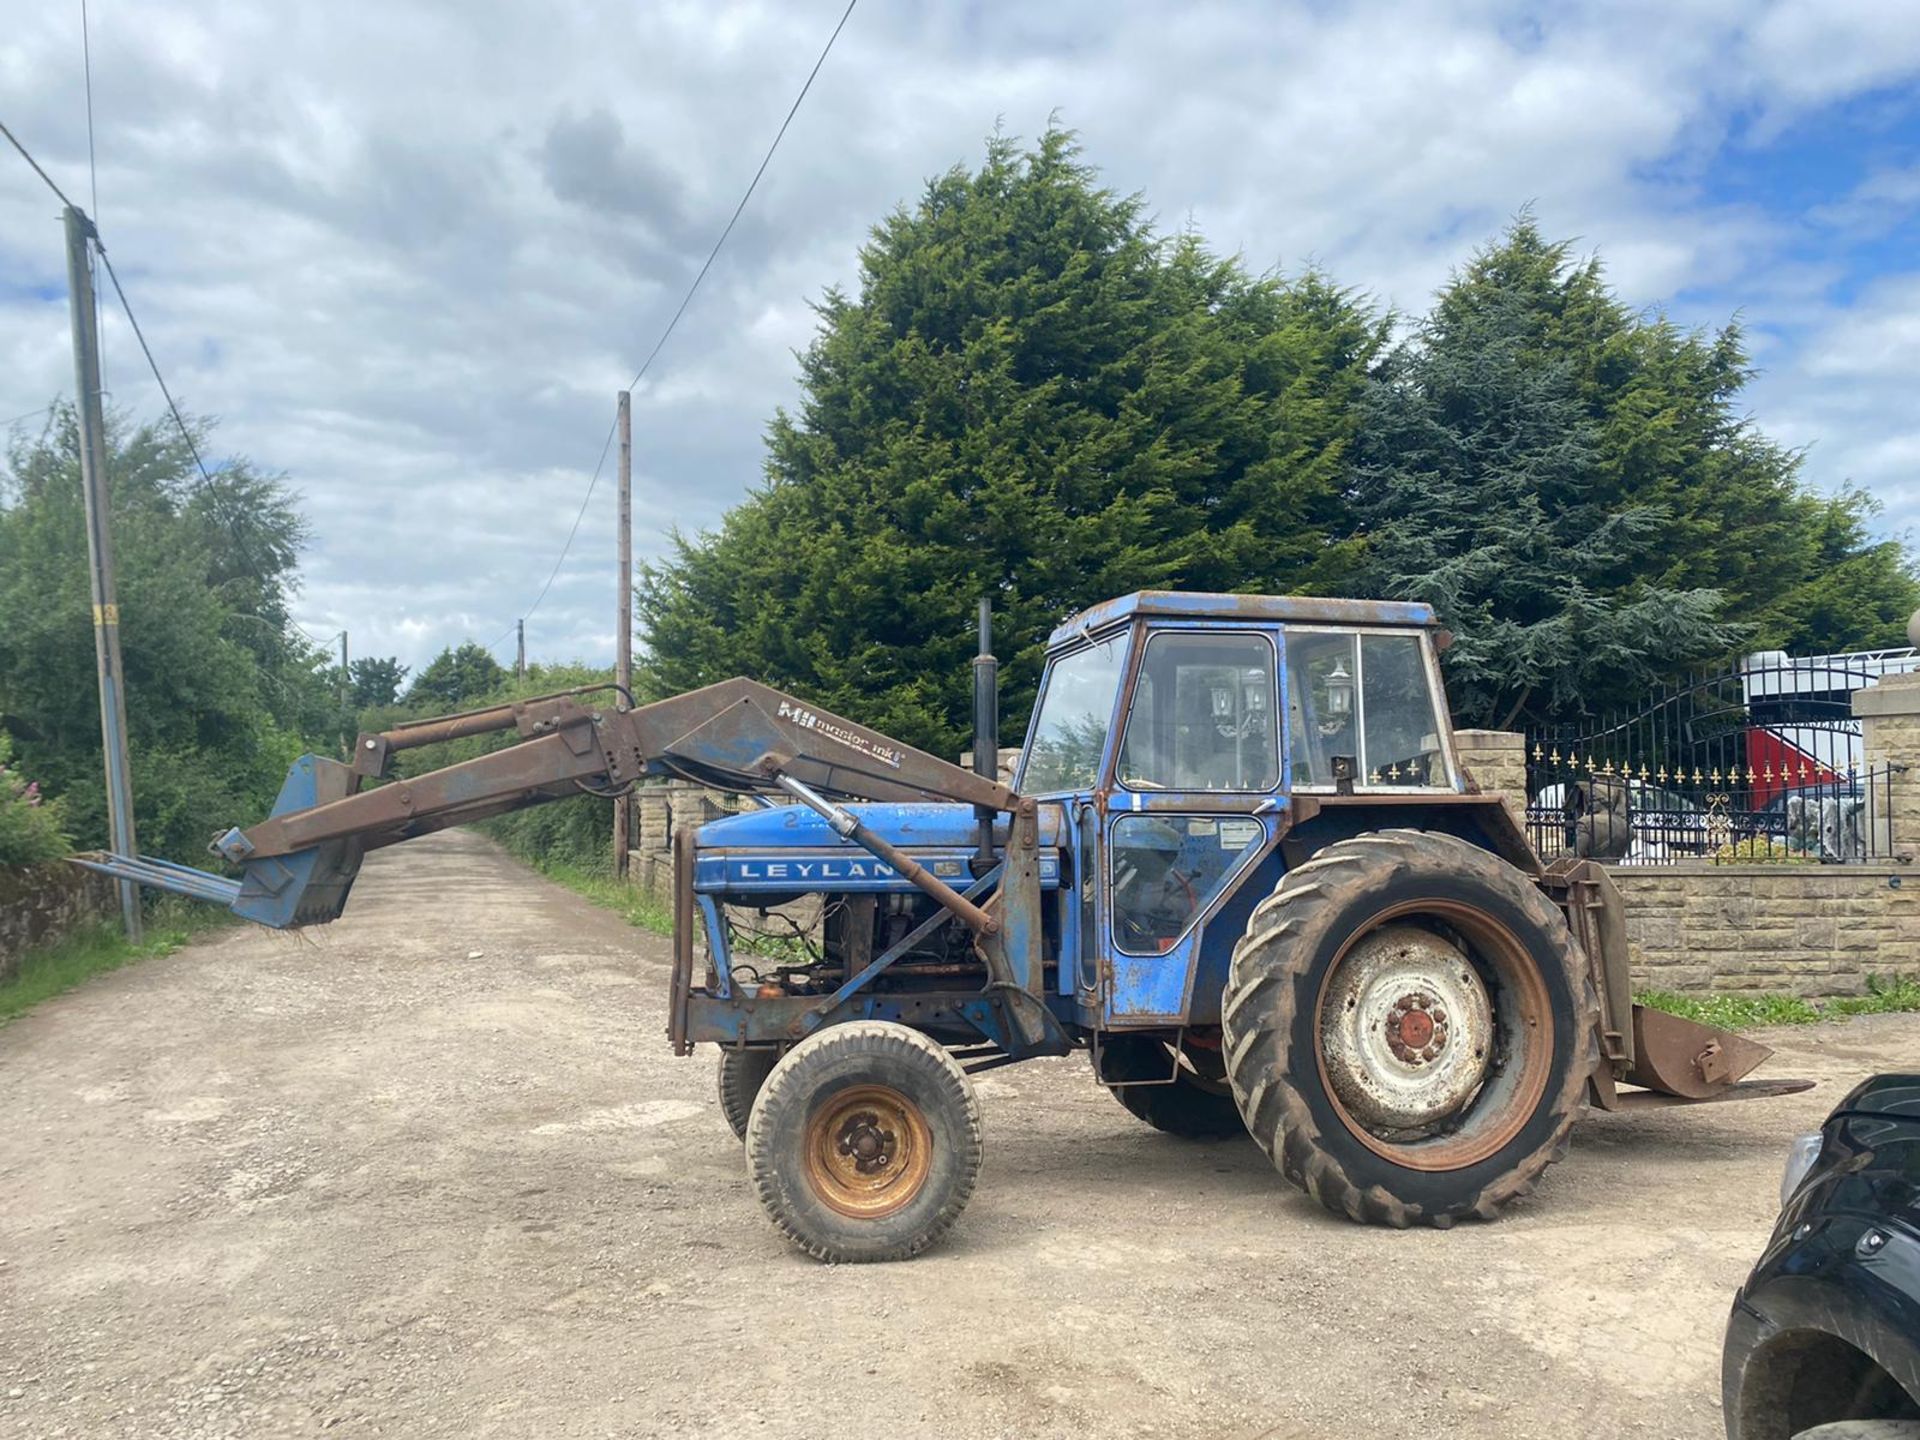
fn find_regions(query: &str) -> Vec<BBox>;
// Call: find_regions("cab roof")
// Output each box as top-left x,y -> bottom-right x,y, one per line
1048,591 -> 1438,647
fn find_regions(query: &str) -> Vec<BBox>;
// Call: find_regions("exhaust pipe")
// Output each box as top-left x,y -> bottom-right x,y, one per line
972,596 -> 999,873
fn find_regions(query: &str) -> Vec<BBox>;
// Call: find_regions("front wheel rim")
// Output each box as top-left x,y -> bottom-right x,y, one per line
1312,899 -> 1554,1173
803,1084 -> 934,1219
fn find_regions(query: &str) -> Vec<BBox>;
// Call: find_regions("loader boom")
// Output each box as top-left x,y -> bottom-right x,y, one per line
76,677 -> 1024,933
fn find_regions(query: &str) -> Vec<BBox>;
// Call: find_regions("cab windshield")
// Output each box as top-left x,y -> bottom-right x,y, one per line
1019,637 -> 1129,793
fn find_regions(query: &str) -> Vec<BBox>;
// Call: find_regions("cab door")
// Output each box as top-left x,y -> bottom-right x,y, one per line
1101,626 -> 1281,1024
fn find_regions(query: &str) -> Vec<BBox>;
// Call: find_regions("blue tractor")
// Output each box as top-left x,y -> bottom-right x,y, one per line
81,591 -> 1802,1262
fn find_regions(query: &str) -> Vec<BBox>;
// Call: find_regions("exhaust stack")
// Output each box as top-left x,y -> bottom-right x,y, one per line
972,597 -> 999,871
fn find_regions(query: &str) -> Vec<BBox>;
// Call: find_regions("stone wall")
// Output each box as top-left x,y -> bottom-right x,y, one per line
1454,729 -> 1527,829
0,862 -> 117,984
1612,864 -> 1914,997
1471,669 -> 1920,998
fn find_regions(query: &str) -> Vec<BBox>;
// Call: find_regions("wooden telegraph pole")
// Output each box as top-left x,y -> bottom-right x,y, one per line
516,618 -> 525,681
614,391 -> 633,878
63,205 -> 141,941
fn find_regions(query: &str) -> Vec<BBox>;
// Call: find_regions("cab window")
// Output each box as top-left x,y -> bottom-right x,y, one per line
1360,633 -> 1448,787
1116,632 -> 1277,792
1020,637 -> 1129,794
1110,814 -> 1264,954
1285,629 -> 1449,788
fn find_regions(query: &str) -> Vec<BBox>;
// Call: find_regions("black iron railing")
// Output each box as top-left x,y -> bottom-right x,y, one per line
1524,651 -> 1913,866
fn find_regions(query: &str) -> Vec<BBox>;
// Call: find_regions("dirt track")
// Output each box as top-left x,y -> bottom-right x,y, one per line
1,829 -> 1912,1439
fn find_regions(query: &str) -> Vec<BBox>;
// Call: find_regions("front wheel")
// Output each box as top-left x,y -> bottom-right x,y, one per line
745,1021 -> 983,1263
1222,829 -> 1597,1227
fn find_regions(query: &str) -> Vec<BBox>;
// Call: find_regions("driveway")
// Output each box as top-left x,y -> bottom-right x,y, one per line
0,828 -> 1904,1438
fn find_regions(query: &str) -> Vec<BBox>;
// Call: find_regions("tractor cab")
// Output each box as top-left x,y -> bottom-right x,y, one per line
1017,592 -> 1462,1024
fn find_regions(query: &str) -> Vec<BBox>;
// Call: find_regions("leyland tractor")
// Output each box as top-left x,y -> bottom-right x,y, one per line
81,591 -> 1805,1262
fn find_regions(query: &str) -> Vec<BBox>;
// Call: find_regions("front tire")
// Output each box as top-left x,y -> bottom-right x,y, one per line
1222,829 -> 1596,1227
745,1021 -> 983,1263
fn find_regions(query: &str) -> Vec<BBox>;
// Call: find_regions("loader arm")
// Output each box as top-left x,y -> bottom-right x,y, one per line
75,677 -> 1025,932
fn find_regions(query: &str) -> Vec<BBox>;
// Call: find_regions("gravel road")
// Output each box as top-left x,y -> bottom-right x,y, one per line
1,828 -> 1911,1439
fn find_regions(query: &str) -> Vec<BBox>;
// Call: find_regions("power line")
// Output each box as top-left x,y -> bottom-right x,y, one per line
81,0 -> 107,437
91,243 -> 215,487
0,117 -> 80,210
499,0 -> 858,642
80,0 -> 99,220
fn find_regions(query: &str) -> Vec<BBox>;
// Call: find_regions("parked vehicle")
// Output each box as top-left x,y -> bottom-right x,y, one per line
79,591 -> 1808,1262
1722,1075 -> 1920,1439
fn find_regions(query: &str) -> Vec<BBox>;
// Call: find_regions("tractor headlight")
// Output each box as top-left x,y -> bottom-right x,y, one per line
1780,1131 -> 1823,1208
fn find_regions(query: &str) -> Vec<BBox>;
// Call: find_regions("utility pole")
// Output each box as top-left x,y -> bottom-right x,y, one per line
614,390 -> 633,879
516,619 -> 525,681
338,630 -> 349,711
64,205 -> 140,942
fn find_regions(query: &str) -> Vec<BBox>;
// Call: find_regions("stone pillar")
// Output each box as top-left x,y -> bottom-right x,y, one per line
1854,669 -> 1920,863
1453,729 -> 1528,829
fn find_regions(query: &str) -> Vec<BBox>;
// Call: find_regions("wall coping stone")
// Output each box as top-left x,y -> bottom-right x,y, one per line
1612,863 -> 1910,880
1855,669 -> 1920,718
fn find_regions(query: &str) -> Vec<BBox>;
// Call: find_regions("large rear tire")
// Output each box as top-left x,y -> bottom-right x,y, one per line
717,1048 -> 781,1141
1093,1033 -> 1246,1139
745,1021 -> 983,1263
1222,829 -> 1596,1228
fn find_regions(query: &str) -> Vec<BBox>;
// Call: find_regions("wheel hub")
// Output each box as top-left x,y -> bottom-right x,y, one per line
837,1112 -> 897,1174
1319,925 -> 1494,1132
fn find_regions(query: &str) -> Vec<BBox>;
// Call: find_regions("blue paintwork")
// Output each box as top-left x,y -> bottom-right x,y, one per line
699,802 -> 1063,850
1103,813 -> 1281,1023
231,755 -> 362,928
698,851 -> 1058,894
694,802 -> 1062,896
1048,591 -> 1437,648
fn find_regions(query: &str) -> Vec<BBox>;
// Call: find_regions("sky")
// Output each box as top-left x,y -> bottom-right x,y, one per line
4,0 -> 1920,674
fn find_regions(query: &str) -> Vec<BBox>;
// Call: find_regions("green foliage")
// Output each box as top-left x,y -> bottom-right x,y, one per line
407,642 -> 506,710
389,662 -> 620,875
1355,219 -> 1919,729
1638,989 -> 1821,1029
347,656 -> 409,710
0,406 -> 332,861
509,855 -> 673,938
0,897 -> 218,1024
1639,973 -> 1920,1031
0,731 -> 70,866
639,127 -> 1386,757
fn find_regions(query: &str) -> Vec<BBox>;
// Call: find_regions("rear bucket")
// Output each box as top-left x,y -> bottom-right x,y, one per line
1624,1004 -> 1776,1100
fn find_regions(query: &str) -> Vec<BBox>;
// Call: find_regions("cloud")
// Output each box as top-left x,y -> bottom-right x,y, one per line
3,0 -> 1917,674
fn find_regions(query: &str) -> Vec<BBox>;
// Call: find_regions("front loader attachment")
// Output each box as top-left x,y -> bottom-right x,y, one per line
72,754 -> 366,930
1543,857 -> 1815,1112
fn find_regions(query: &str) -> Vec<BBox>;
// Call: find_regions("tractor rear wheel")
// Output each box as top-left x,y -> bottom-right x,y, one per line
716,1047 -> 781,1141
1093,1033 -> 1246,1139
1221,829 -> 1596,1228
745,1021 -> 983,1263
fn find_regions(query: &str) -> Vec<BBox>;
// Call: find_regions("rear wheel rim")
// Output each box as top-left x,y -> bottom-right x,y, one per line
1312,899 -> 1553,1172
803,1084 -> 933,1219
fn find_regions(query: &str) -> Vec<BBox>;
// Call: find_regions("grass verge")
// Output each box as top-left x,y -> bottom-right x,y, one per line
0,898 -> 227,1024
509,854 -> 675,938
1637,973 -> 1920,1032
